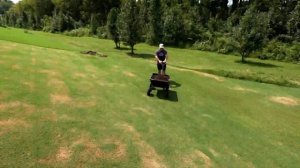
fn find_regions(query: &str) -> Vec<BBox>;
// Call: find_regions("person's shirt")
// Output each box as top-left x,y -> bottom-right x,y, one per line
156,49 -> 167,61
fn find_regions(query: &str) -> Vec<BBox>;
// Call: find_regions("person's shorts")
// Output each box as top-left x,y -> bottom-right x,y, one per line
157,62 -> 166,71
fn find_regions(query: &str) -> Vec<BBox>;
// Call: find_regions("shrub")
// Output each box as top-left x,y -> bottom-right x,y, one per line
259,40 -> 300,63
63,28 -> 91,37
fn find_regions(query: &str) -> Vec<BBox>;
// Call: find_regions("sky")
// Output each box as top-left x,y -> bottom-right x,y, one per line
12,0 -> 21,4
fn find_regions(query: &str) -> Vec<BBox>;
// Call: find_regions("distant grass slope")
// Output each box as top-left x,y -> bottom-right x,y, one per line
0,27 -> 300,167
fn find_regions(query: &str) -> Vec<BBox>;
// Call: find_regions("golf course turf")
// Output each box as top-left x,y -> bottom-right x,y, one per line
0,27 -> 300,167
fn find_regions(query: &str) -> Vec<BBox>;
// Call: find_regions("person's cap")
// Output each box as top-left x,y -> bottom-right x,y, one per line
159,44 -> 164,49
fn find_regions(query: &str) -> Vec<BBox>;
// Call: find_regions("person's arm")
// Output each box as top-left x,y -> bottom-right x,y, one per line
155,54 -> 162,63
163,53 -> 168,63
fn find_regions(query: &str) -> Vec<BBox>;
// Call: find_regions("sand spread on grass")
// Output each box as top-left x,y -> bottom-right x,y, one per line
11,64 -> 21,70
73,73 -> 87,78
123,71 -> 136,77
50,94 -> 72,104
132,107 -> 152,116
71,134 -> 127,161
0,119 -> 30,136
232,86 -> 257,93
56,147 -> 73,161
40,69 -> 59,76
121,123 -> 167,168
168,66 -> 224,82
0,101 -> 35,113
270,96 -> 299,106
183,150 -> 212,168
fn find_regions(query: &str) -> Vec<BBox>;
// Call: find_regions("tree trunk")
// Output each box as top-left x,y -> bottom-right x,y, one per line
131,45 -> 134,54
241,53 -> 246,63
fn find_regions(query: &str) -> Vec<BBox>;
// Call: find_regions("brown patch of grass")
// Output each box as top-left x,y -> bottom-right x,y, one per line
0,101 -> 35,113
23,81 -> 35,91
31,58 -> 36,65
51,94 -> 72,104
120,123 -> 166,168
232,86 -> 257,93
132,107 -> 153,116
39,146 -> 73,164
0,60 -> 5,64
0,119 -> 30,136
270,96 -> 299,106
123,71 -> 136,77
289,80 -> 300,86
0,119 -> 29,127
73,73 -> 87,78
183,150 -> 212,168
40,69 -> 59,77
168,66 -> 224,82
56,147 -> 73,161
72,134 -> 127,161
11,64 -> 21,70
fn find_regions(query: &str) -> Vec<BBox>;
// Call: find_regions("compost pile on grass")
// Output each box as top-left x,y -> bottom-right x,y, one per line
80,51 -> 107,58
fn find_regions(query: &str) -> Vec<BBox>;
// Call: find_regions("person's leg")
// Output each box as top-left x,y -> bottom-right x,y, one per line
162,63 -> 166,75
157,63 -> 162,74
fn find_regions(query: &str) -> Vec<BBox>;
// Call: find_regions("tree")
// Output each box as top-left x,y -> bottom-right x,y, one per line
118,0 -> 140,54
287,1 -> 300,41
107,8 -> 120,48
0,0 -> 13,15
162,5 -> 184,45
234,7 -> 269,62
147,0 -> 162,44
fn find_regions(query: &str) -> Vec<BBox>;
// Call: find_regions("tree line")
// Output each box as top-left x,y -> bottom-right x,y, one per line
0,0 -> 299,62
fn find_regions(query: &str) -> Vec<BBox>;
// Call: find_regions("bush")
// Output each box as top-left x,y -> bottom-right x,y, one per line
193,35 -> 239,54
97,26 -> 108,39
259,40 -> 300,63
63,28 -> 91,37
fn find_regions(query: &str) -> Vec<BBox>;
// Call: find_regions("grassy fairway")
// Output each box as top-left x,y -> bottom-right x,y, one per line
0,27 -> 300,168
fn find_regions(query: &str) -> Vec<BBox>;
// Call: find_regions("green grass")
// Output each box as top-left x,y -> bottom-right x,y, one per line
0,27 -> 300,168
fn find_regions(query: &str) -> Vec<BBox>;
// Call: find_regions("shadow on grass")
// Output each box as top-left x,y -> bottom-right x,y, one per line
157,90 -> 178,102
169,80 -> 181,88
235,60 -> 280,68
127,53 -> 154,60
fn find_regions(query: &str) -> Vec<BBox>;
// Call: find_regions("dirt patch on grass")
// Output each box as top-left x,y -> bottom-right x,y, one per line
232,86 -> 257,93
51,94 -> 72,104
169,66 -> 224,82
270,96 -> 299,106
183,150 -> 212,168
123,71 -> 136,77
0,60 -> 5,64
56,147 -> 73,161
120,123 -> 166,168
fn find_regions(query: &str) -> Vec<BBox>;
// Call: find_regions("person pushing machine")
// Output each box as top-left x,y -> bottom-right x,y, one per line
155,44 -> 168,75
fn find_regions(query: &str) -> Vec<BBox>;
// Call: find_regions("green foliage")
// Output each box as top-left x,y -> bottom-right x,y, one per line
63,27 -> 90,37
162,5 -> 184,45
146,0 -> 162,45
234,7 -> 269,62
287,1 -> 300,41
107,8 -> 120,48
118,0 -> 140,54
0,0 -> 13,14
259,40 -> 300,63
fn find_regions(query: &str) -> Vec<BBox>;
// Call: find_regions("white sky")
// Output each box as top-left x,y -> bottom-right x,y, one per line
12,0 -> 21,4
